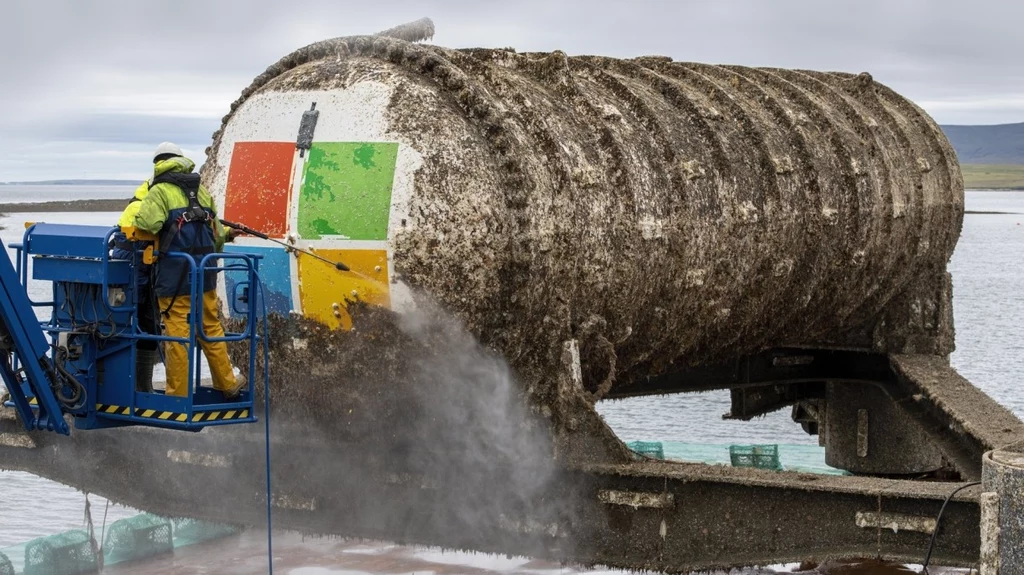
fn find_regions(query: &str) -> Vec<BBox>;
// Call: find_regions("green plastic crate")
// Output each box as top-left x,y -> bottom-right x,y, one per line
729,444 -> 782,471
626,440 -> 665,460
170,518 -> 240,547
103,513 -> 173,565
0,551 -> 14,575
23,529 -> 98,575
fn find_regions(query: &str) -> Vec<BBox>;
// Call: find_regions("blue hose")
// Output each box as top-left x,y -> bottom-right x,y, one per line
252,270 -> 274,574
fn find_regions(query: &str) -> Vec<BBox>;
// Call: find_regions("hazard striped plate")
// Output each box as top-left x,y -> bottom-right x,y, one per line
95,405 -> 250,423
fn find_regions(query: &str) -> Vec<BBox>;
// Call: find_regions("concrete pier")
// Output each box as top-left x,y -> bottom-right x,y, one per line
981,447 -> 1024,574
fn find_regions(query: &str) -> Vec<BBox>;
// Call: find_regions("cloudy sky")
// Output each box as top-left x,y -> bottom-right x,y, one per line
1,0 -> 1021,182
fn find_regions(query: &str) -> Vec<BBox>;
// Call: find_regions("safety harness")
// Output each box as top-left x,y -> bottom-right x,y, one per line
150,171 -> 215,317
153,172 -> 211,224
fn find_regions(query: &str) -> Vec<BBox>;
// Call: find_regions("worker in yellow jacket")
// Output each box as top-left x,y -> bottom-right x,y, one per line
111,180 -> 161,392
132,142 -> 244,398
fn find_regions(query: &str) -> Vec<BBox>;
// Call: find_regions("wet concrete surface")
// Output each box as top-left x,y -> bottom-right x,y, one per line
103,531 -> 633,575
103,530 -> 973,575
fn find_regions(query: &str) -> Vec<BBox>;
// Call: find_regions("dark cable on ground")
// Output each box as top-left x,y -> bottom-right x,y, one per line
921,481 -> 982,573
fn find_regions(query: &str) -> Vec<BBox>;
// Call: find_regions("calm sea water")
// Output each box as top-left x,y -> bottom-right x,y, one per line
0,184 -> 136,204
0,190 -> 1018,572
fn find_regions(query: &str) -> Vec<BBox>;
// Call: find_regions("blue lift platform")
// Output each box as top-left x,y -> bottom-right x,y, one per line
0,222 -> 265,435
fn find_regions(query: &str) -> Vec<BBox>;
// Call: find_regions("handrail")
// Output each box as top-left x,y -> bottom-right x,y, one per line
3,222 -> 265,431
197,253 -> 262,343
155,248 -> 263,402
18,223 -> 55,308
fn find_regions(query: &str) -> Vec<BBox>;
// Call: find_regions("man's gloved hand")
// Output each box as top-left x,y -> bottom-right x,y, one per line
225,228 -> 241,243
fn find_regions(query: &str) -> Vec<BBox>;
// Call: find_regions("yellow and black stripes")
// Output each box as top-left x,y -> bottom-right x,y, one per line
95,404 -> 251,423
133,408 -> 189,422
188,409 -> 250,423
97,404 -> 133,416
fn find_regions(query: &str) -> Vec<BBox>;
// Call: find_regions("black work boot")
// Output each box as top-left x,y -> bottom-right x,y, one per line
135,348 -> 158,393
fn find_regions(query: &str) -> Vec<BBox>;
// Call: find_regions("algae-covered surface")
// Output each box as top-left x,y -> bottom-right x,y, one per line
204,34 -> 964,404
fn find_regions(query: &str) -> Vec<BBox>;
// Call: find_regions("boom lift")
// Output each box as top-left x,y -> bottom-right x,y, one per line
0,222 -> 265,435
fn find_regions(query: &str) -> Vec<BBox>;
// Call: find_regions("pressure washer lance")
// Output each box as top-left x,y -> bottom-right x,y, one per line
218,219 -> 351,271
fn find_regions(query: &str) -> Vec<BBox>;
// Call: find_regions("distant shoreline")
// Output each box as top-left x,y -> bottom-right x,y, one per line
961,164 -> 1024,190
0,199 -> 125,213
0,180 -> 137,186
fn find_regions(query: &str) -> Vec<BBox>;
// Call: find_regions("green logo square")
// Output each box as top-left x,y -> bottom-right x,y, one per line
298,142 -> 399,240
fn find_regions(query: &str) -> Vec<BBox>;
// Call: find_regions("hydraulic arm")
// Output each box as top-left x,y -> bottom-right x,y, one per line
0,230 -> 77,434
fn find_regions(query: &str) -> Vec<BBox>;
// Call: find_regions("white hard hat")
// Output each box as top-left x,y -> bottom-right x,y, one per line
153,142 -> 183,161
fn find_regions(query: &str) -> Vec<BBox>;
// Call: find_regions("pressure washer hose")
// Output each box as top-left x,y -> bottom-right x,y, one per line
219,219 -> 350,271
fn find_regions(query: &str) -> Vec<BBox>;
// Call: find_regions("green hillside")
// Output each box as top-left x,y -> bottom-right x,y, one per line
938,123 -> 1024,189
960,164 -> 1024,190
940,123 -> 1024,165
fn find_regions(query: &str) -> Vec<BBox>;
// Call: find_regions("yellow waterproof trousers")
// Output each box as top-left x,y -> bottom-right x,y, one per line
158,290 -> 237,397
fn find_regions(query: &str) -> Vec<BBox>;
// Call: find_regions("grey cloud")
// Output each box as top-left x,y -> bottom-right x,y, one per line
41,113 -> 218,147
1,0 -> 1022,180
